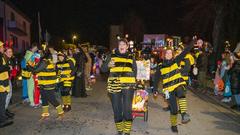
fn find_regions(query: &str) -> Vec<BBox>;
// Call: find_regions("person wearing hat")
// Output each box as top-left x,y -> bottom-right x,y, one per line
56,52 -> 76,112
31,48 -> 64,120
101,38 -> 137,135
0,41 -> 13,128
153,38 -> 195,133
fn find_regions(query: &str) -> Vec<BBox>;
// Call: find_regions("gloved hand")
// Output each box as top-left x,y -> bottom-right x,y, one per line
164,90 -> 170,99
76,71 -> 82,77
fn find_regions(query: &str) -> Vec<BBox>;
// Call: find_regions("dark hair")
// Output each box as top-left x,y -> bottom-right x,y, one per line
31,42 -> 38,49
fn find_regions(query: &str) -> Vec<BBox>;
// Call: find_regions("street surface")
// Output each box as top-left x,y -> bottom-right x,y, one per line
1,76 -> 240,135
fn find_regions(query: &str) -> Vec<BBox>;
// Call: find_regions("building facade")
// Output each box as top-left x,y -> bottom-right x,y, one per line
0,0 -> 31,53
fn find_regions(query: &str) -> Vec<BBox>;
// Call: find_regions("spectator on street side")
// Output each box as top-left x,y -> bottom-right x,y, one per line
220,52 -> 232,103
208,47 -> 216,79
82,47 -> 92,91
4,48 -> 15,119
72,47 -> 88,97
24,44 -> 38,107
230,45 -> 240,110
213,61 -> 223,96
196,40 -> 208,89
21,54 -> 28,103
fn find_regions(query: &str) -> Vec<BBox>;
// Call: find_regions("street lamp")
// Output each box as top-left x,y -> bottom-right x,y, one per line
72,35 -> 77,44
62,39 -> 65,43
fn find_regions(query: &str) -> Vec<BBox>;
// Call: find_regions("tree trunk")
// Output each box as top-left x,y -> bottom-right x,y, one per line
212,0 -> 227,61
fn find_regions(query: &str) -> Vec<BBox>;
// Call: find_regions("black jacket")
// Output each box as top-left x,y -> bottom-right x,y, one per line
230,60 -> 240,90
197,51 -> 208,71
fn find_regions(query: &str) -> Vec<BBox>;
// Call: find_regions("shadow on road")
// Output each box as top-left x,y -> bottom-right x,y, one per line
201,111 -> 240,134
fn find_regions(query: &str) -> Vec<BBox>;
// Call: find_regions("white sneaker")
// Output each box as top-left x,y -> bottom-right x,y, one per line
225,98 -> 232,103
221,98 -> 227,102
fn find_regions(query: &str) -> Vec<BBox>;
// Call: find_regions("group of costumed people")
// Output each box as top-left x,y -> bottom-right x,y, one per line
1,36 -> 239,134
101,37 -> 197,135
0,42 -> 90,126
21,45 -> 91,121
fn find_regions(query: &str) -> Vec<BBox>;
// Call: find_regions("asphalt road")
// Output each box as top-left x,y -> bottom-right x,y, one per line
1,76 -> 240,135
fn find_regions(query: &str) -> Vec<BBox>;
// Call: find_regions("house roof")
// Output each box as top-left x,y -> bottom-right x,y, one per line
4,0 -> 32,23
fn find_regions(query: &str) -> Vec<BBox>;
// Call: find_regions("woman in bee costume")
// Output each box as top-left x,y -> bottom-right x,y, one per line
101,38 -> 137,135
56,52 -> 76,112
153,40 -> 195,133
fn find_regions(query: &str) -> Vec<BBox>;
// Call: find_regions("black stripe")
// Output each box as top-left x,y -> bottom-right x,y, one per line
39,84 -> 56,89
162,69 -> 179,79
163,78 -> 184,88
38,76 -> 57,81
58,67 -> 71,71
109,72 -> 135,77
114,62 -> 132,68
0,79 -> 9,87
111,53 -> 133,59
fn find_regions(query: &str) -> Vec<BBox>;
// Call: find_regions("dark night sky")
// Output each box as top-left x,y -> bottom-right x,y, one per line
11,0 -> 183,46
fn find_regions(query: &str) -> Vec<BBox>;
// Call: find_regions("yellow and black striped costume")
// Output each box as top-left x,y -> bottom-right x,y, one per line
160,62 -> 186,93
56,57 -> 76,108
107,50 -> 136,93
155,60 -> 188,129
101,49 -> 137,134
154,42 -> 194,131
179,53 -> 195,82
56,58 -> 75,87
37,59 -> 57,90
0,56 -> 10,93
33,58 -> 63,118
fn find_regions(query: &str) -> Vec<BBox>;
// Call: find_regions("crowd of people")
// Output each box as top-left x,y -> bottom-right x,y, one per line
0,41 -> 101,128
0,36 -> 240,135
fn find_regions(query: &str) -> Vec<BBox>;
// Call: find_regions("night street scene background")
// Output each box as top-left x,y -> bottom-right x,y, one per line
0,0 -> 240,135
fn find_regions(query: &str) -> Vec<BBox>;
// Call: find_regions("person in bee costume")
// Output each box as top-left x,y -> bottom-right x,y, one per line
0,41 -> 13,128
31,49 -> 64,120
101,38 -> 137,135
56,52 -> 76,112
153,39 -> 195,133
176,43 -> 195,84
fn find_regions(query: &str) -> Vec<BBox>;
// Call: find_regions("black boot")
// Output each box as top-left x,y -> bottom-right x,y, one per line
62,105 -> 67,112
171,126 -> 178,133
181,113 -> 190,124
80,93 -> 88,98
0,119 -> 13,128
67,105 -> 71,112
64,105 -> 71,112
5,109 -> 14,118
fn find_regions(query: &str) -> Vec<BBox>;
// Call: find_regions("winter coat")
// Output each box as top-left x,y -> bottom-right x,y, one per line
230,60 -> 240,94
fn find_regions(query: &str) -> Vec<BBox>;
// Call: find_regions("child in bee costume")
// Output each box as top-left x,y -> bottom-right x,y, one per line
31,53 -> 64,120
101,38 -> 137,135
56,52 -> 76,112
153,41 -> 194,133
